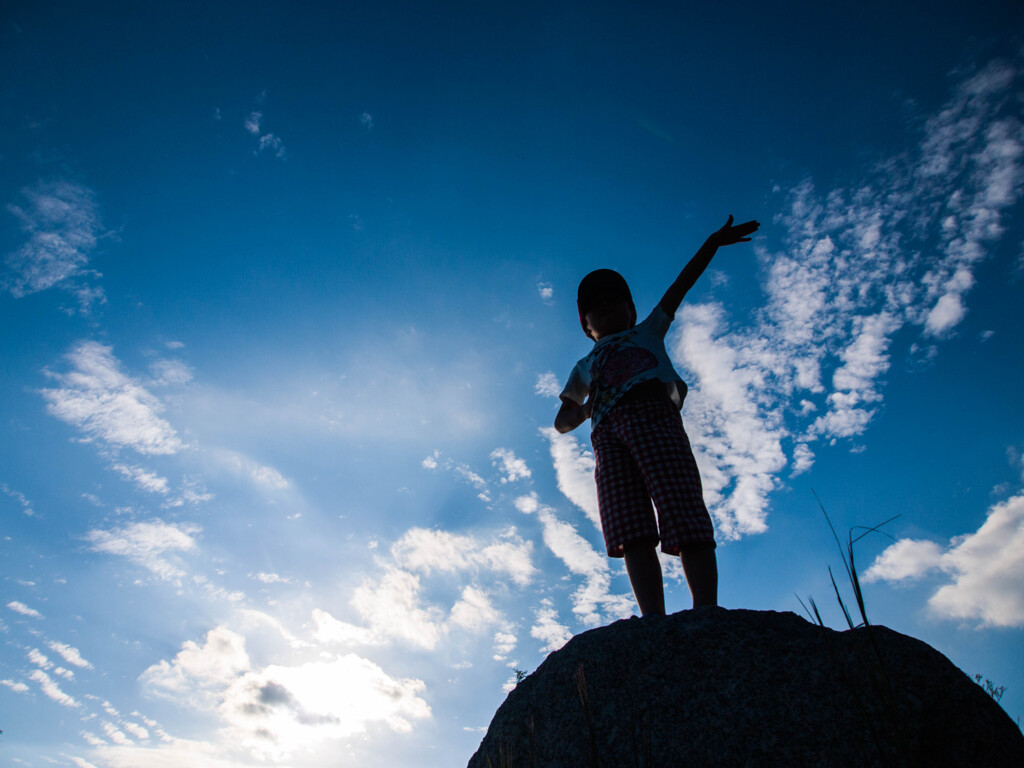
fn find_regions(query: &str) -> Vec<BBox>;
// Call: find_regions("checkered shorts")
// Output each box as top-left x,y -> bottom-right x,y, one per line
591,397 -> 715,557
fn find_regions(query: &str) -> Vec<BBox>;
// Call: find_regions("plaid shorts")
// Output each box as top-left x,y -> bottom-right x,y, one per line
591,397 -> 715,557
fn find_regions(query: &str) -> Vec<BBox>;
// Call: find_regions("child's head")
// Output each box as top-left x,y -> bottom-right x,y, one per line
577,269 -> 637,340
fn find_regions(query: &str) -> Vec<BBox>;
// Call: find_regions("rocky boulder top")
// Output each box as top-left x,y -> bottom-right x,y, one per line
467,608 -> 1023,768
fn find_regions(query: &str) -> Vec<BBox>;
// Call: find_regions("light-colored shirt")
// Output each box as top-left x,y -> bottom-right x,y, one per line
560,304 -> 686,428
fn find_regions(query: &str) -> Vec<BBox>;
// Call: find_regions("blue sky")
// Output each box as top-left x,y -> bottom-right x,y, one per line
2,2 -> 1024,765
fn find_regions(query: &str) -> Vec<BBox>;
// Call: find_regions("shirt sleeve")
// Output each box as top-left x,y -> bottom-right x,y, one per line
559,362 -> 590,405
644,304 -> 672,335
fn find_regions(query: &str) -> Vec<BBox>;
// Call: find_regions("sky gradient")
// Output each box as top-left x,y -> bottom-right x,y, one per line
2,2 -> 1024,766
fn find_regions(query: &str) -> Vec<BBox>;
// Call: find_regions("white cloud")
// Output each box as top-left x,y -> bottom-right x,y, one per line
537,282 -> 554,302
210,449 -> 292,494
515,493 -> 632,626
2,679 -> 30,693
448,587 -> 500,632
492,630 -> 517,660
81,731 -> 106,746
112,463 -> 170,494
90,737 -> 243,768
348,568 -> 445,650
4,179 -> 105,309
541,427 -> 600,529
865,493 -> 1024,627
808,311 -> 900,440
244,111 -> 261,134
317,525 -> 535,651
30,668 -> 79,707
360,112 -> 374,129
530,600 -> 572,653
149,358 -> 194,386
257,133 -> 286,158
535,371 -> 561,398
490,447 -> 532,484
454,466 -> 490,501
791,443 -> 815,476
244,102 -> 287,159
253,572 -> 292,585
421,449 -> 493,501
41,341 -> 183,455
390,527 -> 535,587
86,520 -> 200,584
141,622 -> 429,761
55,666 -> 75,680
102,720 -> 133,745
28,648 -> 52,669
311,609 -> 377,646
1,483 -> 35,515
671,306 -> 785,538
121,721 -> 150,740
141,626 -> 250,708
218,655 -> 429,759
7,600 -> 43,619
251,464 -> 290,490
863,539 -> 946,582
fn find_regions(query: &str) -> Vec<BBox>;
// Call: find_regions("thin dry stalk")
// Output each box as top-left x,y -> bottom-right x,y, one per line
575,663 -> 601,768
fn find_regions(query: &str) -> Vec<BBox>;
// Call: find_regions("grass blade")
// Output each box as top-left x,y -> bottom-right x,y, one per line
828,566 -> 856,629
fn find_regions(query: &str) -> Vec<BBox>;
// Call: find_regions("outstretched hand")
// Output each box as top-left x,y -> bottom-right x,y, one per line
709,215 -> 760,247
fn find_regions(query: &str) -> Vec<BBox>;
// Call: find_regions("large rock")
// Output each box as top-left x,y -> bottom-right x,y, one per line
467,608 -> 1024,767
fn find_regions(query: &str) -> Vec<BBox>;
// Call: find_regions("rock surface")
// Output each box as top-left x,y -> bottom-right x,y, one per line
467,608 -> 1024,767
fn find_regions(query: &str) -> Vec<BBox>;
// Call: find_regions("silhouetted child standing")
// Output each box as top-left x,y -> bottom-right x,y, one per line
555,216 -> 760,616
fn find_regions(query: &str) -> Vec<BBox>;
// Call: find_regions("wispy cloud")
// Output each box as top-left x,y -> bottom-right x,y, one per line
148,358 -> 194,387
535,372 -> 561,398
212,449 -> 291,492
30,668 -> 79,707
422,450 -> 492,501
48,640 -> 93,669
41,341 -> 184,456
490,447 -> 531,484
515,493 -> 632,626
244,111 -> 262,135
7,600 -> 44,619
864,492 -> 1024,627
245,99 -> 287,159
1,483 -> 35,516
4,179 -> 106,311
85,520 -> 200,584
112,463 -> 170,495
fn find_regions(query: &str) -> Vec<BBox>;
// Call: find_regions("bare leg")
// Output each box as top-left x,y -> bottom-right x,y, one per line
680,544 -> 718,608
624,542 -> 665,616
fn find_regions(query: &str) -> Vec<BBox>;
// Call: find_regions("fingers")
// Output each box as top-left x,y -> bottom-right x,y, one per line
733,220 -> 760,236
716,216 -> 760,243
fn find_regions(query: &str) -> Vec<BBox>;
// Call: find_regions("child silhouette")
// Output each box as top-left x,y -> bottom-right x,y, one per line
555,215 -> 760,616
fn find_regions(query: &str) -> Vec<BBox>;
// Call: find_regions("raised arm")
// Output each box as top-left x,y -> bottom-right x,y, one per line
659,215 -> 760,318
